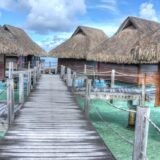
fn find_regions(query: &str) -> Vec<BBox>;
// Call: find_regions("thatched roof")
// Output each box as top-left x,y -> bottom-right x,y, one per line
49,26 -> 107,59
3,25 -> 46,56
0,26 -> 22,55
130,28 -> 160,64
87,16 -> 160,64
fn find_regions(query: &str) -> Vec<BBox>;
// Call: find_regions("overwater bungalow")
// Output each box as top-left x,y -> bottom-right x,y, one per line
0,26 -> 21,80
131,28 -> 160,105
87,16 -> 160,82
87,16 -> 160,105
49,26 -> 107,72
3,25 -> 45,69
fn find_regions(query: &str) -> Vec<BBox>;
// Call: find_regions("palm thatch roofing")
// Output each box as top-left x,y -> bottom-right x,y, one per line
3,25 -> 46,56
49,26 -> 107,59
0,26 -> 22,55
87,16 -> 160,64
131,28 -> 160,64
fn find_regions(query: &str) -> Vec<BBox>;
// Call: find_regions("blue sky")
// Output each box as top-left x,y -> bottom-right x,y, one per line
0,0 -> 160,51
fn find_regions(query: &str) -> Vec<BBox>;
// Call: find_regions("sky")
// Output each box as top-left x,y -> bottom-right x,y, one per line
0,0 -> 160,52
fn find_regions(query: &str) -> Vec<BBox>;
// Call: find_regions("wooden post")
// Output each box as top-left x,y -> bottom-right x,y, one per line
27,63 -> 31,96
43,62 -> 45,74
49,61 -> 51,74
7,78 -> 14,126
72,72 -> 76,92
127,100 -> 137,127
55,66 -> 57,74
28,61 -> 30,70
84,79 -> 91,119
60,65 -> 63,78
133,106 -> 150,160
67,68 -> 72,87
110,69 -> 115,103
61,65 -> 65,80
36,61 -> 39,78
38,61 -> 41,78
111,69 -> 115,88
7,62 -> 14,126
11,62 -> 14,73
141,74 -> 146,106
27,70 -> 31,96
19,73 -> 24,104
33,67 -> 37,88
84,64 -> 87,74
39,62 -> 42,74
8,62 -> 13,79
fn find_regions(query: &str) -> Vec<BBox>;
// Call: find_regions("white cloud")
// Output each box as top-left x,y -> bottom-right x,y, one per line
26,0 -> 86,33
88,0 -> 118,13
0,0 -> 86,33
139,2 -> 158,21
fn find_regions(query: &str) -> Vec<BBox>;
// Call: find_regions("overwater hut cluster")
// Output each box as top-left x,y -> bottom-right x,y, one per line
49,16 -> 160,106
1,16 -> 160,106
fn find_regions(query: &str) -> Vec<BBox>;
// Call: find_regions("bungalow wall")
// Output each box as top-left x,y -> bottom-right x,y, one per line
98,63 -> 159,84
98,62 -> 160,106
6,56 -> 27,70
58,58 -> 97,73
0,54 -> 5,80
58,59 -> 160,106
6,56 -> 18,70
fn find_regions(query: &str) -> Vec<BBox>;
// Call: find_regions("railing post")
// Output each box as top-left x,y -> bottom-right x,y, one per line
60,65 -> 63,78
7,78 -> 14,126
61,65 -> 65,80
72,72 -> 76,92
42,62 -> 45,74
141,74 -> 146,106
111,69 -> 115,88
133,106 -> 150,160
127,100 -> 137,127
33,67 -> 37,88
9,62 -> 13,79
36,61 -> 39,79
27,70 -> 31,96
27,63 -> 31,96
7,62 -> 14,126
49,61 -> 51,74
84,79 -> 91,119
67,68 -> 72,87
84,64 -> 87,74
19,73 -> 24,104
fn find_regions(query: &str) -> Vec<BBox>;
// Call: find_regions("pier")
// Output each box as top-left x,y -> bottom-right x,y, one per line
0,74 -> 115,159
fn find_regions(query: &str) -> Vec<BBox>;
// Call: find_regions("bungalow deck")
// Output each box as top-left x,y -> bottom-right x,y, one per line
0,75 -> 115,160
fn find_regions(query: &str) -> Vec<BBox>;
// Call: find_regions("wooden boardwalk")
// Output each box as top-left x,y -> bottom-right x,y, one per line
0,75 -> 115,160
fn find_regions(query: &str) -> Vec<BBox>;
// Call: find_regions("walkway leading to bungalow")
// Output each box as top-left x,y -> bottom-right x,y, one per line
0,75 -> 115,160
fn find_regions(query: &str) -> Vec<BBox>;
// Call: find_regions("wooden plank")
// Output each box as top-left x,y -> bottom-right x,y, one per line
0,75 -> 115,160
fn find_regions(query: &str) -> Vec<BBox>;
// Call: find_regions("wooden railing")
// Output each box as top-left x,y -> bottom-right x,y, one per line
0,61 -> 41,129
60,65 -> 160,160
